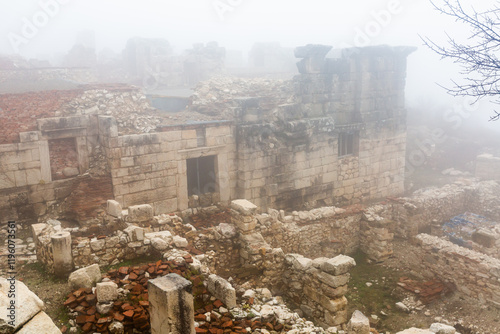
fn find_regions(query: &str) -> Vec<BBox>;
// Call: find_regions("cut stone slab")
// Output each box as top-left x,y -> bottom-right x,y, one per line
0,278 -> 45,333
347,310 -> 370,334
321,255 -> 356,276
124,225 -> 144,242
68,264 -> 102,290
96,281 -> 118,303
206,274 -> 237,309
128,204 -> 153,222
107,200 -> 122,217
231,199 -> 258,216
16,311 -> 61,334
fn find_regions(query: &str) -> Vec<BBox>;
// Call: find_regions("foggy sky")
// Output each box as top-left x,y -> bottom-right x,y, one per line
0,0 -> 498,130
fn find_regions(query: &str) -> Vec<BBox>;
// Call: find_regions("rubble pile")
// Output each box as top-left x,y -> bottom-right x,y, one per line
64,256 -> 201,333
397,277 -> 449,304
189,76 -> 295,118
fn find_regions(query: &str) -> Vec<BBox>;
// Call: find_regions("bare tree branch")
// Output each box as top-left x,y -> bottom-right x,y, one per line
422,0 -> 500,120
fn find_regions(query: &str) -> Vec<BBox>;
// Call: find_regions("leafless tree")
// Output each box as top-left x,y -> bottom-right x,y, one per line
422,0 -> 500,121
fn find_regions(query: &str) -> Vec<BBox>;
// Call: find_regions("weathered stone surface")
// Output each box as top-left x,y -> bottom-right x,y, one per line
16,311 -> 61,334
148,273 -> 194,334
231,199 -> 258,215
173,235 -> 188,248
124,225 -> 144,241
347,310 -> 370,334
217,223 -> 237,238
316,271 -> 350,288
285,254 -> 312,271
321,255 -> 356,276
429,323 -> 456,334
0,278 -> 45,333
128,204 -> 153,222
107,200 -> 122,217
206,274 -> 237,309
151,238 -> 169,251
68,264 -> 102,290
96,281 -> 118,303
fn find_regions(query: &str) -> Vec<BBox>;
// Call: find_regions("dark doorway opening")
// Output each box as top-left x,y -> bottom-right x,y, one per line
187,155 -> 217,196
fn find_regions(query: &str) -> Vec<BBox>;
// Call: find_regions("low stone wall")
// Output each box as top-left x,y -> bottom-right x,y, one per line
282,253 -> 355,328
414,234 -> 500,307
260,207 -> 361,259
32,214 -> 188,272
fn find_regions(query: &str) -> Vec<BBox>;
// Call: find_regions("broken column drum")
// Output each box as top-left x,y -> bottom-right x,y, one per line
148,273 -> 195,334
51,230 -> 73,277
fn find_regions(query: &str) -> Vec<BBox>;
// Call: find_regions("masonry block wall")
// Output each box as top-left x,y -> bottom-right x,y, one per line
235,45 -> 413,210
101,119 -> 238,215
0,85 -> 144,224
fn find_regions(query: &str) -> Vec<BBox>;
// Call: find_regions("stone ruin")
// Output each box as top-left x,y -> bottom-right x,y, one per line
0,44 -> 499,333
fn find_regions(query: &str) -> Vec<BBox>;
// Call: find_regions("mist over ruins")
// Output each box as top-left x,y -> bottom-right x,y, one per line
1,1 -> 500,334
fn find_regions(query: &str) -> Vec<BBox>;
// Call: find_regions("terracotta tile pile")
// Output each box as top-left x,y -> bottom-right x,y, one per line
194,300 -> 287,334
190,209 -> 231,229
64,256 -> 204,333
397,277 -> 449,303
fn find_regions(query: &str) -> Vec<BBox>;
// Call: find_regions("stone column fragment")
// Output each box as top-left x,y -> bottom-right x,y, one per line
51,231 -> 73,277
148,273 -> 195,334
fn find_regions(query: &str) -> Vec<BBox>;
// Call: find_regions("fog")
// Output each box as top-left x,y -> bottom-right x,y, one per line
0,0 -> 498,130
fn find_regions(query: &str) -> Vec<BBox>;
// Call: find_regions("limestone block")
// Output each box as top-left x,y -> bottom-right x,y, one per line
124,225 -> 144,242
0,278 -> 45,333
173,236 -> 188,248
107,200 -> 122,217
16,311 -> 61,334
151,238 -> 169,251
68,264 -> 102,290
90,238 -> 105,252
96,282 -> 118,303
217,223 -> 237,238
148,274 -> 195,334
429,323 -> 456,334
347,310 -> 370,334
206,274 -> 237,309
231,199 -> 258,216
285,254 -> 312,271
128,204 -> 153,222
145,231 -> 173,244
19,131 -> 39,143
321,255 -> 356,276
316,271 -> 350,288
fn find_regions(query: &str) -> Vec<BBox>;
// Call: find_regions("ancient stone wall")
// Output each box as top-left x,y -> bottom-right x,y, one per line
282,253 -> 355,328
414,234 -> 500,307
259,207 -> 361,259
234,46 -> 412,211
102,121 -> 237,214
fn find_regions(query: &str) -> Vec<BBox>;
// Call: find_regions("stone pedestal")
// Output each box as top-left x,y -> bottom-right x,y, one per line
148,273 -> 195,334
51,231 -> 73,277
